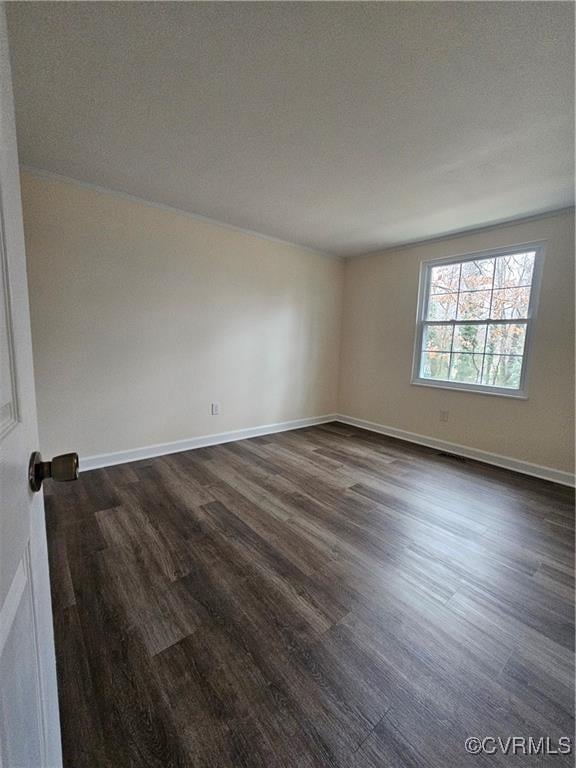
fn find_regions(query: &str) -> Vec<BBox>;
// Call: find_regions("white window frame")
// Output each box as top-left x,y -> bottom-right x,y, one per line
411,241 -> 545,398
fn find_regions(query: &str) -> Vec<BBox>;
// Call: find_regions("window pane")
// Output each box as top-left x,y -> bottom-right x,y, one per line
485,323 -> 526,357
453,324 -> 487,353
427,292 -> 458,321
449,353 -> 483,384
490,286 -> 531,319
456,290 -> 491,320
481,354 -> 523,389
493,252 -> 535,289
422,324 -> 453,353
430,263 -> 460,294
420,351 -> 450,380
459,259 -> 494,292
418,250 -> 537,393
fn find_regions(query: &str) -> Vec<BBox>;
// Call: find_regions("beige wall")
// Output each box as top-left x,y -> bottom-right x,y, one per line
339,210 -> 575,474
21,171 -> 344,458
21,170 -> 574,475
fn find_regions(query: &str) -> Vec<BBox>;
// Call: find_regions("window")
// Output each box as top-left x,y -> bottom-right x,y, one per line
412,243 -> 544,397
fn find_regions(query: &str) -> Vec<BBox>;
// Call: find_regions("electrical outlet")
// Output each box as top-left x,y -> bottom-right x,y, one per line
439,409 -> 449,423
211,402 -> 220,416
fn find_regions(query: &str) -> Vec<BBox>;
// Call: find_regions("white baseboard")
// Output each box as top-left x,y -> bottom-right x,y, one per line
335,414 -> 575,488
80,411 -> 575,488
80,414 -> 338,471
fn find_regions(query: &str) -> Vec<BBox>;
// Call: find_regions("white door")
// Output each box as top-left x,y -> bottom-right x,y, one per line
0,7 -> 63,767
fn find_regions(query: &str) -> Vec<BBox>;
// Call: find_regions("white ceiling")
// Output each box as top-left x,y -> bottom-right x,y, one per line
7,2 -> 574,257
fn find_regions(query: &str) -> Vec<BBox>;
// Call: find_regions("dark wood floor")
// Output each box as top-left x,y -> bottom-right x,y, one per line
45,422 -> 575,767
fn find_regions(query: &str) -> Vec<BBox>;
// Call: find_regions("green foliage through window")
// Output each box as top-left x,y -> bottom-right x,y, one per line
417,250 -> 537,392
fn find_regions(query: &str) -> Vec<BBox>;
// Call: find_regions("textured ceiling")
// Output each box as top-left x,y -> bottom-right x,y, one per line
7,2 -> 575,256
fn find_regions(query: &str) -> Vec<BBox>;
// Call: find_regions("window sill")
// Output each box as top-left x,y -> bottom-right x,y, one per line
411,378 -> 528,399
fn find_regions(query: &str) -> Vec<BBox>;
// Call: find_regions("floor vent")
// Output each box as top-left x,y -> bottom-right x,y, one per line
436,451 -> 467,463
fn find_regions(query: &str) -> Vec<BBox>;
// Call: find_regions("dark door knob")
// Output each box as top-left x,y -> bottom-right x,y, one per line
29,451 -> 79,492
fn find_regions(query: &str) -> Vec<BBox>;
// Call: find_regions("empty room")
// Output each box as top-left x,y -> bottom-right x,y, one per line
0,2 -> 574,766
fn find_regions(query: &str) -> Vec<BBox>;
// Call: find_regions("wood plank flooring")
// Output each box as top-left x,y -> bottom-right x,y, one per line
44,423 -> 575,767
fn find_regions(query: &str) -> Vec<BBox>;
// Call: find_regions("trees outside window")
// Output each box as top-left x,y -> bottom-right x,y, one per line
413,246 -> 543,396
